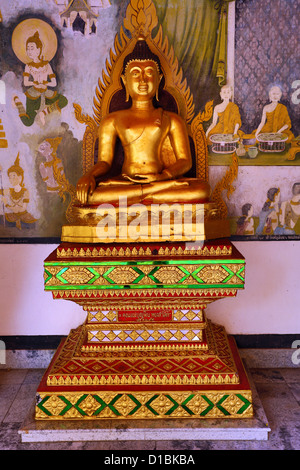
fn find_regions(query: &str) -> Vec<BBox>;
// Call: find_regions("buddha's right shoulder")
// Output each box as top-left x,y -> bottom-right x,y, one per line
99,113 -> 118,129
100,110 -> 126,126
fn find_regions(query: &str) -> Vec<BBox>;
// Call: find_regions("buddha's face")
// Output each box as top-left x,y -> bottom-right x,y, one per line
26,42 -> 41,61
122,60 -> 162,101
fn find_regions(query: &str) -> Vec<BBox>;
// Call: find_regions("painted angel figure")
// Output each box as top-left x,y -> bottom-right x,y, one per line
12,23 -> 68,127
38,137 -> 69,200
0,155 -> 37,230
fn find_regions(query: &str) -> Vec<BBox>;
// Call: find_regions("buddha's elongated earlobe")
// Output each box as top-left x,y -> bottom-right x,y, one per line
121,75 -> 129,102
156,74 -> 163,101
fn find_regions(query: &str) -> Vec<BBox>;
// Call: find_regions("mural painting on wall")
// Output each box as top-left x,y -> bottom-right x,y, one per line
206,0 -> 300,240
0,0 -> 299,241
0,0 -> 112,239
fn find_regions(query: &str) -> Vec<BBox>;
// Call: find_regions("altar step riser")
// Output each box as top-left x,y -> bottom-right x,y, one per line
36,389 -> 253,420
84,322 -> 207,344
86,308 -> 206,323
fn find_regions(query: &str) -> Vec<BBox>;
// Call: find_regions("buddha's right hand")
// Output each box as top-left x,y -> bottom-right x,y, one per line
76,175 -> 96,204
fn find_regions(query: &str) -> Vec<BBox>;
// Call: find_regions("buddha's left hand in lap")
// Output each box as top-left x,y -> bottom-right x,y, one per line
122,171 -> 170,184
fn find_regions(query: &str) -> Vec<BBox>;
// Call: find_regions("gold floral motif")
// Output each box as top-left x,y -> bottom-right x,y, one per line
51,288 -> 239,303
36,390 -> 253,420
46,262 -> 244,289
106,266 -> 140,284
60,266 -> 96,284
199,265 -> 229,283
150,394 -> 174,415
46,372 -> 239,387
112,394 -> 138,417
81,342 -> 208,353
78,394 -> 102,417
44,266 -> 66,286
154,266 -> 185,284
57,244 -> 232,258
41,395 -> 66,416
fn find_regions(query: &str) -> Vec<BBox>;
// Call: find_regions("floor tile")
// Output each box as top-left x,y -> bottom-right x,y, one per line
286,383 -> 300,404
0,369 -> 28,385
23,369 -> 45,385
255,382 -> 300,426
0,385 -> 21,423
249,368 -> 285,383
280,368 -> 300,383
3,383 -> 38,424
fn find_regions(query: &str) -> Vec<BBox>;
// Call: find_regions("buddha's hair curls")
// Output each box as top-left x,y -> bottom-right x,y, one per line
122,39 -> 162,75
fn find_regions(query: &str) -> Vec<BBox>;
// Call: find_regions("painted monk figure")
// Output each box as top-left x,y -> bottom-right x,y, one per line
76,39 -> 210,206
254,86 -> 294,143
206,85 -> 242,141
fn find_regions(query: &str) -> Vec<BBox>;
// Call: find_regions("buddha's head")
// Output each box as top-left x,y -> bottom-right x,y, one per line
26,31 -> 43,62
121,39 -> 163,102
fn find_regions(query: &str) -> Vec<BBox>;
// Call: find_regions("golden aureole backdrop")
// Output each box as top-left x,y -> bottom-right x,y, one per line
0,0 -> 299,241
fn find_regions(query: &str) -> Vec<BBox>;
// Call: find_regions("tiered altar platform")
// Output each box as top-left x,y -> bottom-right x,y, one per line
36,239 -> 253,420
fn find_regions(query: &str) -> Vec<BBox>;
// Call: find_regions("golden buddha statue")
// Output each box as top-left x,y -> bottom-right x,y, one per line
76,39 -> 210,207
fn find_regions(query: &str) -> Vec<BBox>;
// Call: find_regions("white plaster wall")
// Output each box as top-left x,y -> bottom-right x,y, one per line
0,244 -> 85,336
0,242 -> 299,336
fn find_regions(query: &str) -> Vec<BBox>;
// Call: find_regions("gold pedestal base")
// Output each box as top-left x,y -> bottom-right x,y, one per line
38,239 -> 252,420
62,202 -> 230,243
35,320 -> 253,420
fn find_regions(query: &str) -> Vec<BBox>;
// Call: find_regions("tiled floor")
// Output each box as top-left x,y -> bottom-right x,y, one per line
0,367 -> 300,450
